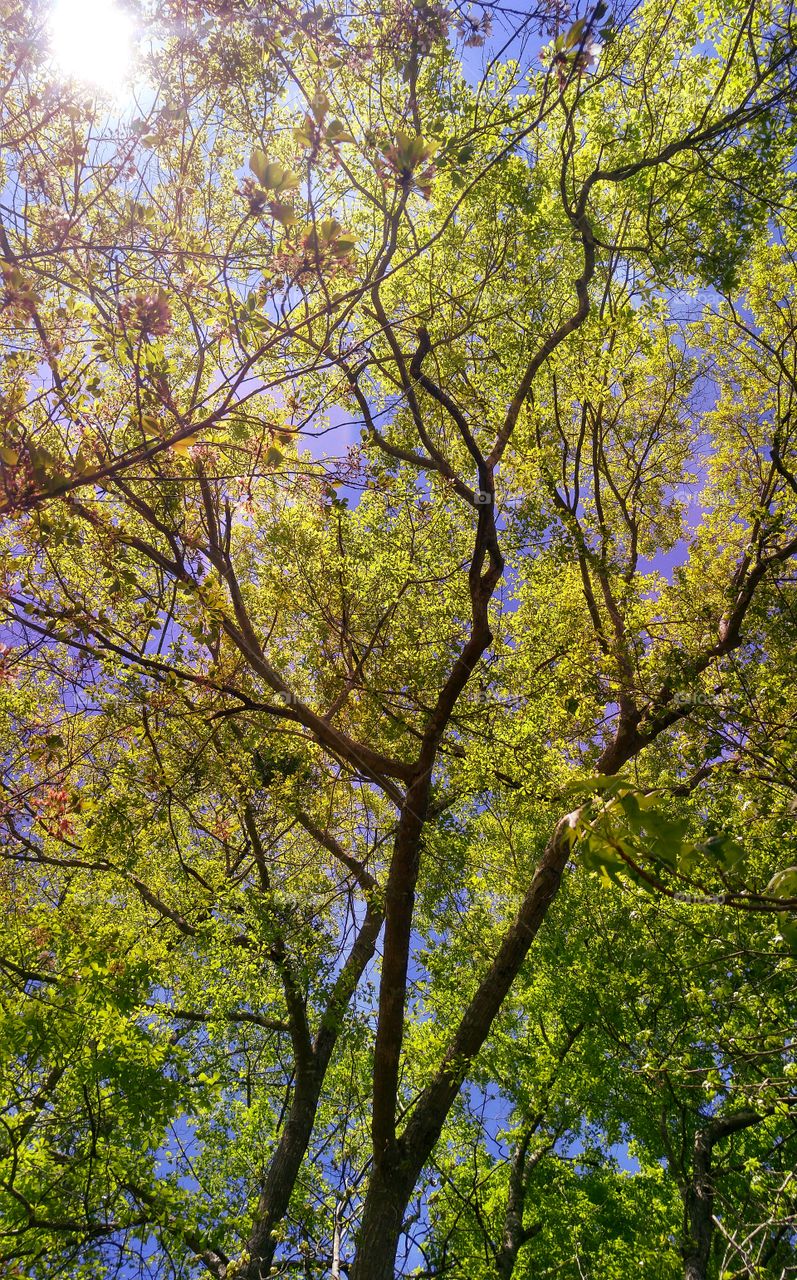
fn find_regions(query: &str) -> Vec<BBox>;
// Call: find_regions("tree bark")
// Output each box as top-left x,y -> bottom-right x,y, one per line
243,1068 -> 324,1278
371,777 -> 433,1160
331,1196 -> 347,1279
242,897 -> 384,1279
495,1132 -> 542,1280
350,815 -> 574,1280
348,1156 -> 418,1280
680,1110 -> 763,1280
682,1125 -> 715,1280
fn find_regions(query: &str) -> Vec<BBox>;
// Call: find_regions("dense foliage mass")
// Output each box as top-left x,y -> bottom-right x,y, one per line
1,0 -> 797,1275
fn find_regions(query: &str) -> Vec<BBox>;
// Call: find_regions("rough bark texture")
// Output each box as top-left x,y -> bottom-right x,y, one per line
371,777 -> 433,1161
242,898 -> 384,1279
348,1160 -> 418,1280
243,1069 -> 323,1278
682,1125 -> 716,1280
495,1133 -> 542,1280
350,816 -> 573,1280
681,1110 -> 763,1280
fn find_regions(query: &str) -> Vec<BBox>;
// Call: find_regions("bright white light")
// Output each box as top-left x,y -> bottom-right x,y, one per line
49,0 -> 134,95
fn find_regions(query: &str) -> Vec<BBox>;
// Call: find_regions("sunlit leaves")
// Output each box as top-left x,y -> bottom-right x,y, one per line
248,150 -> 301,196
1,0 -> 796,1274
300,218 -> 357,258
565,775 -> 749,890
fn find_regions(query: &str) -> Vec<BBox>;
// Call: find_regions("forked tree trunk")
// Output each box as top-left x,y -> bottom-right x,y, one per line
350,818 -> 573,1280
495,1133 -> 544,1280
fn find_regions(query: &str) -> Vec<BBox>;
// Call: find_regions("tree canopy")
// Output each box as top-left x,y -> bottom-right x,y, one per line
1,0 -> 797,1276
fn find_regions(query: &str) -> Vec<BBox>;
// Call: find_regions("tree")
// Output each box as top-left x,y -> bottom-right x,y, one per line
422,868 -> 797,1279
2,0 -> 797,1275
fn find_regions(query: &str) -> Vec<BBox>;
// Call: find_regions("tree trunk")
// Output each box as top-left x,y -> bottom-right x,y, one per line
495,1133 -> 543,1280
682,1128 -> 714,1280
350,817 -> 573,1280
331,1197 -> 346,1279
349,1158 -> 416,1280
243,1072 -> 322,1279
680,1110 -> 763,1280
242,898 -> 384,1279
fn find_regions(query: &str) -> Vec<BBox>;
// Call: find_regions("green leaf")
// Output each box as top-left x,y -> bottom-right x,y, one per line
171,435 -> 199,457
331,233 -> 357,256
561,774 -> 632,798
699,833 -> 746,871
269,201 -> 299,226
777,912 -> 797,954
562,17 -> 587,49
325,119 -> 355,144
766,866 -> 797,899
250,155 -> 301,193
249,148 -> 270,184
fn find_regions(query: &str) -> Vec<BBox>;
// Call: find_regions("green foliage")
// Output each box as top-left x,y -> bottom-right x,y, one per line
1,0 -> 796,1275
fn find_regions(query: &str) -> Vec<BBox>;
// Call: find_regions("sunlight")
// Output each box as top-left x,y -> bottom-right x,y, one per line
48,0 -> 134,95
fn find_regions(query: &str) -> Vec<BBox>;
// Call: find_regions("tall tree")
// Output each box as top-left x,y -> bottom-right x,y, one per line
2,0 -> 797,1275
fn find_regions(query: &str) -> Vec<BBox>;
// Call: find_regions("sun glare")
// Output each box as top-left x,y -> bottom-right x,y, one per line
49,0 -> 134,95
